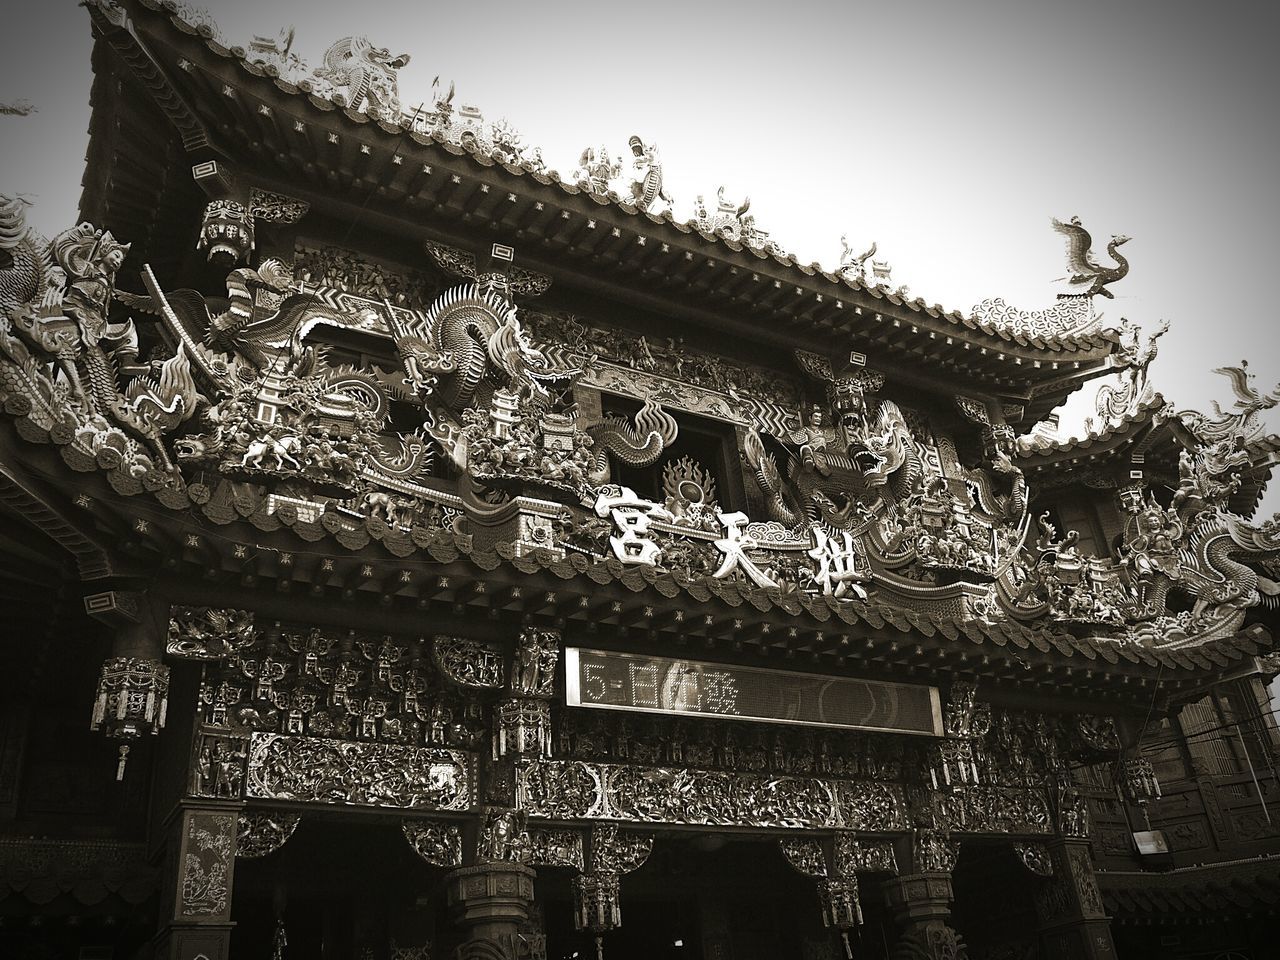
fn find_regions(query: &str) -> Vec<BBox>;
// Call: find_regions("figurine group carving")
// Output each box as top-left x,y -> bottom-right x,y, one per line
5,182 -> 1278,657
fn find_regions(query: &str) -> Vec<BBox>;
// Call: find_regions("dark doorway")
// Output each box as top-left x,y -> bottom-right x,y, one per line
540,836 -> 837,960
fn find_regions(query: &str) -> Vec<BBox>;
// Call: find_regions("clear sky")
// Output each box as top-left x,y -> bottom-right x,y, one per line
3,0 -> 1279,509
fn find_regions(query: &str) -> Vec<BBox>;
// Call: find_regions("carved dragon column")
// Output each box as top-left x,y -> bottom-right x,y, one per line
881,830 -> 967,960
1034,778 -> 1118,959
443,624 -> 563,958
148,605 -> 263,960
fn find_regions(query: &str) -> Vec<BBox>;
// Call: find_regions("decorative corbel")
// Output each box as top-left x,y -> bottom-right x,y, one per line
237,810 -> 300,858
192,162 -> 309,266
167,605 -> 258,660
1013,841 -> 1054,877
779,831 -> 873,958
403,819 -> 464,867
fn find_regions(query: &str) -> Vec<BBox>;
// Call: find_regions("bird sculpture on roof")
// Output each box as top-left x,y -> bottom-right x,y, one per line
1178,360 -> 1280,446
1051,216 -> 1131,299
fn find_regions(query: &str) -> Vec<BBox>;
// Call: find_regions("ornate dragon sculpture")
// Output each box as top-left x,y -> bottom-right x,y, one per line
418,285 -> 570,414
312,36 -> 410,120
742,398 -> 923,533
585,399 -> 679,485
837,236 -> 878,286
1005,362 -> 1280,644
626,136 -> 674,213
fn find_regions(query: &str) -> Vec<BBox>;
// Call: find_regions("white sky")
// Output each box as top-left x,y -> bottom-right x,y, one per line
3,0 -> 1279,510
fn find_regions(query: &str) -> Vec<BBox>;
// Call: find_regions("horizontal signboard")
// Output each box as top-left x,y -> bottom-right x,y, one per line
564,648 -> 941,736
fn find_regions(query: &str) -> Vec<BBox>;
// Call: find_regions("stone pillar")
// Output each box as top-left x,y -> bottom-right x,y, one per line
882,873 -> 967,960
153,800 -> 242,960
447,861 -> 536,958
1034,839 -> 1117,960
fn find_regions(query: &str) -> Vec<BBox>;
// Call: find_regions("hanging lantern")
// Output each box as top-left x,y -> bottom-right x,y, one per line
573,871 -> 620,960
1120,757 -> 1161,803
493,698 -> 552,758
929,737 -> 980,791
89,656 -> 169,780
818,875 -> 862,959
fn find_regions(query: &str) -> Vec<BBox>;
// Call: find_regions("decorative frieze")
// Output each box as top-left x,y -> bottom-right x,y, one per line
433,636 -> 505,689
245,734 -> 472,810
518,759 -> 907,830
836,834 -> 898,874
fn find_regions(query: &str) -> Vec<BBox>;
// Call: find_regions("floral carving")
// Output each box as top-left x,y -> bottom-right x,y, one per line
167,605 -> 258,660
237,811 -> 300,858
402,819 -> 462,867
518,760 -> 905,831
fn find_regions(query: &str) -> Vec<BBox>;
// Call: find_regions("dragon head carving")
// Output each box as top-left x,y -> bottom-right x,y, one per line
846,399 -> 912,487
173,435 -> 215,463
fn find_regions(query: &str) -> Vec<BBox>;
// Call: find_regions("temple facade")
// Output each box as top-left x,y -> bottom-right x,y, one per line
2,2 -> 1279,958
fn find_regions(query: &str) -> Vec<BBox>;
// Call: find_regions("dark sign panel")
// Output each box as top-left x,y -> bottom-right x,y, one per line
565,648 -> 942,736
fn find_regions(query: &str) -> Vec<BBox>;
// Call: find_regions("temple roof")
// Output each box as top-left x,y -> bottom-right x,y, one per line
1018,392 -> 1280,518
1101,857 -> 1280,920
0,1 -> 1255,703
80,0 -> 1123,420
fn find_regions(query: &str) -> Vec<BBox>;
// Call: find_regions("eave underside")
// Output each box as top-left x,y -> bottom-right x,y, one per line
81,4 -> 1119,420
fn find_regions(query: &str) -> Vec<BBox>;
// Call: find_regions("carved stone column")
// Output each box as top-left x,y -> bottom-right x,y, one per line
153,800 -> 243,960
446,861 -> 536,957
882,873 -> 967,960
1034,839 -> 1117,960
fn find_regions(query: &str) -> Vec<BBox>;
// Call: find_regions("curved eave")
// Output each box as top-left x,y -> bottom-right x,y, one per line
1101,857 -> 1280,918
97,0 -> 1117,412
1018,395 -> 1169,469
1,415 -> 1264,693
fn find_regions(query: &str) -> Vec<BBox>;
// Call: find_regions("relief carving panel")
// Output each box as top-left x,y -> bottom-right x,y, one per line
246,733 -> 472,810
